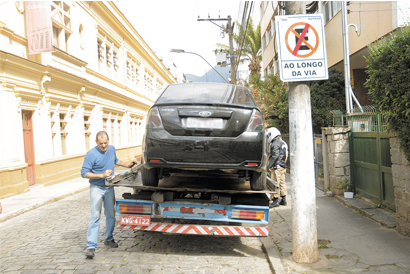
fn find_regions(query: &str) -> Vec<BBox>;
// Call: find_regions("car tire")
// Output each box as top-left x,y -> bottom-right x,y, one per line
141,166 -> 159,186
250,170 -> 267,190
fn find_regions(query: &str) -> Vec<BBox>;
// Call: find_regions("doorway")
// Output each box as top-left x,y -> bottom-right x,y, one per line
22,110 -> 36,186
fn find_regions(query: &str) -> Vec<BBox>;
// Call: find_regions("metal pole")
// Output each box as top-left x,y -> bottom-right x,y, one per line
322,129 -> 329,190
228,15 -> 236,84
285,1 -> 318,264
342,1 -> 353,113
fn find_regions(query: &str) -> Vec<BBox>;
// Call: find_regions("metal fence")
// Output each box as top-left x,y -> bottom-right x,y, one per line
313,134 -> 324,185
331,105 -> 389,133
349,105 -> 388,133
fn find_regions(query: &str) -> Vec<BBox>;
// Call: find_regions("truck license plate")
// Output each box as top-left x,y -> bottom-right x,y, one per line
120,214 -> 151,226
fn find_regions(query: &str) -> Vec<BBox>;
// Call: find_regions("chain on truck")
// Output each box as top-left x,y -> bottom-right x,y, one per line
105,163 -> 278,237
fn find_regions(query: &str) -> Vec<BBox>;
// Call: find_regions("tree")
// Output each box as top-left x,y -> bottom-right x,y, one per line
310,69 -> 346,134
217,17 -> 262,76
244,72 -> 289,133
365,26 -> 410,162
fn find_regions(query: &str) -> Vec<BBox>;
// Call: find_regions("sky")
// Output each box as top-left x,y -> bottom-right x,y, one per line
115,1 -> 258,79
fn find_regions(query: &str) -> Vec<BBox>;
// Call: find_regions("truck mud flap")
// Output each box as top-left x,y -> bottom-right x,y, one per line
117,222 -> 268,237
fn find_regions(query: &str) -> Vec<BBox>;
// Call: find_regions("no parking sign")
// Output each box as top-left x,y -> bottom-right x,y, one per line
275,14 -> 328,82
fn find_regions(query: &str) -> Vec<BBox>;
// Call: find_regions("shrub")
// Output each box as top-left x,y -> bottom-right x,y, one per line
365,26 -> 410,163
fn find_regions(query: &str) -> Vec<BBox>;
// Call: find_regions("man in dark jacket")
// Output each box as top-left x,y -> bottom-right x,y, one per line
266,127 -> 288,208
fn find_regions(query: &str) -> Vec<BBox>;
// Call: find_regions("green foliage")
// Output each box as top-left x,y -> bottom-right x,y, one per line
217,18 -> 262,75
365,26 -> 410,162
244,72 -> 289,133
310,69 -> 346,134
331,179 -> 352,191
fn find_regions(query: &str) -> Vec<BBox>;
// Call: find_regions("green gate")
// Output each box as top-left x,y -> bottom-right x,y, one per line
348,107 -> 395,211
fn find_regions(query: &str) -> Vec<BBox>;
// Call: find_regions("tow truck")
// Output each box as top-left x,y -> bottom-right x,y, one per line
106,164 -> 277,237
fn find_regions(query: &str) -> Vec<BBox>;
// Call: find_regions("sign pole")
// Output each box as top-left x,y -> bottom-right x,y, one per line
285,1 -> 318,263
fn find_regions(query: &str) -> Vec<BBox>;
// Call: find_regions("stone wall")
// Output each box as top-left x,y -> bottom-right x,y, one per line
323,127 -> 351,193
390,137 -> 410,237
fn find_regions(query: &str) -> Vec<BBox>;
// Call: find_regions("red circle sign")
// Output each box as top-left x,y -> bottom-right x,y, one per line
285,22 -> 319,58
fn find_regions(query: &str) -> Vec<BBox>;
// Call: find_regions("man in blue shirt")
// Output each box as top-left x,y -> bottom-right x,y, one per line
81,131 -> 136,259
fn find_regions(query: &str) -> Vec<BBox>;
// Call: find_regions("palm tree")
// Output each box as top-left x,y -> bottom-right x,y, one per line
217,17 -> 262,77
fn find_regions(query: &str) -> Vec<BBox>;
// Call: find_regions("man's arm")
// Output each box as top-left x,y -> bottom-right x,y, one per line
116,160 -> 137,169
84,170 -> 112,179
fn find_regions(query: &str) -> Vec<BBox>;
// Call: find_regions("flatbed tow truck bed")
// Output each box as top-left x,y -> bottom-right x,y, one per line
105,164 -> 277,195
105,164 -> 277,237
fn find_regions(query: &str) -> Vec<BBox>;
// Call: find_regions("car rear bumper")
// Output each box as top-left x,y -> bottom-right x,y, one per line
143,130 -> 268,172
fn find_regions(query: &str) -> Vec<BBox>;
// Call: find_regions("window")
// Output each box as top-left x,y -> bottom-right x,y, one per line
267,23 -> 272,43
113,52 -> 119,70
103,118 -> 107,133
84,115 -> 91,151
324,1 -> 342,23
144,70 -> 153,93
111,119 -> 115,145
52,26 -> 59,47
262,35 -> 266,51
98,39 -> 104,74
51,1 -> 72,51
60,113 -> 67,155
106,46 -> 111,66
117,121 -> 121,147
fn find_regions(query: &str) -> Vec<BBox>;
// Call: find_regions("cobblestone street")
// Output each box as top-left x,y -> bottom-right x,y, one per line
0,187 -> 272,274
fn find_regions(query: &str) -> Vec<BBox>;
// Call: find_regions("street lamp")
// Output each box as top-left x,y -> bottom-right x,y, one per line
170,49 -> 229,84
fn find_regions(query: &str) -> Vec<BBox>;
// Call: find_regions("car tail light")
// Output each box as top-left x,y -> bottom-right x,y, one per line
119,204 -> 152,214
246,110 -> 264,132
147,107 -> 163,129
231,209 -> 264,220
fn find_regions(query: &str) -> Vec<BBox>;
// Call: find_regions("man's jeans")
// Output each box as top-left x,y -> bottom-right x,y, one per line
86,184 -> 116,249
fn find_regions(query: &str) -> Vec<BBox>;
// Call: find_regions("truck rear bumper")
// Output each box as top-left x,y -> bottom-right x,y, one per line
117,220 -> 269,237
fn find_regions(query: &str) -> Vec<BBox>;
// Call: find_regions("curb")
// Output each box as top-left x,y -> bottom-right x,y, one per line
334,195 -> 396,229
260,236 -> 289,274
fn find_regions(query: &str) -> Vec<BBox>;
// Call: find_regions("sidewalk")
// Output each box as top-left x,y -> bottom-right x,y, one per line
0,167 -> 128,223
262,173 -> 410,273
0,177 -> 89,223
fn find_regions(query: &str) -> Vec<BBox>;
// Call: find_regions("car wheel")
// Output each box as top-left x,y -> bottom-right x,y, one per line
141,166 -> 159,186
250,170 -> 267,190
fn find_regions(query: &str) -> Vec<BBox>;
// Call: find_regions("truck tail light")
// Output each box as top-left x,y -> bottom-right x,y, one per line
231,209 -> 264,220
119,204 -> 152,214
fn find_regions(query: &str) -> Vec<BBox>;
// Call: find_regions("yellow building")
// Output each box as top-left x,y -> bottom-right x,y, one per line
0,2 -> 176,198
260,1 -> 408,105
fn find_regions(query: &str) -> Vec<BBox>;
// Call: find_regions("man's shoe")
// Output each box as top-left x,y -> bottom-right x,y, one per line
85,248 -> 95,259
269,198 -> 280,208
279,196 -> 287,206
104,239 -> 118,248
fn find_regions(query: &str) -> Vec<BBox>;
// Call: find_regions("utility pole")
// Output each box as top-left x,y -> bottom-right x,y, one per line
197,16 -> 236,84
285,1 -> 318,264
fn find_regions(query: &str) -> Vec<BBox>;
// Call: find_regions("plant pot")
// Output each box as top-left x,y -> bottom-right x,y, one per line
344,192 -> 354,199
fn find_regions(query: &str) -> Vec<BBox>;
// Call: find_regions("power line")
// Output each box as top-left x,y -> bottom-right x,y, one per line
349,9 -> 401,13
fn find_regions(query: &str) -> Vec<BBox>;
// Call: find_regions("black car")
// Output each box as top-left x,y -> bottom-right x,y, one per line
141,83 -> 268,190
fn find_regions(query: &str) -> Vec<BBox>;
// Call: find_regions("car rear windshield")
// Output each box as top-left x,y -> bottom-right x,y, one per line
156,83 -> 257,107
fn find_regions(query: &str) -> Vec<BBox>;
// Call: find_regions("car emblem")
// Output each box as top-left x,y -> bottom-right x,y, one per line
198,111 -> 212,117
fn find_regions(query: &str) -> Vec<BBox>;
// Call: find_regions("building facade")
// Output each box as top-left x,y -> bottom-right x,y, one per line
0,1 -> 176,198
